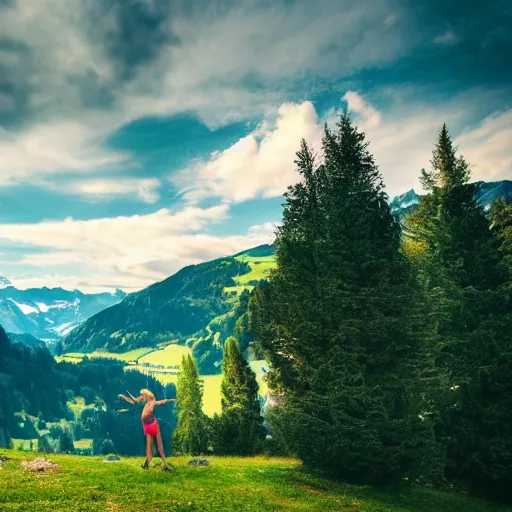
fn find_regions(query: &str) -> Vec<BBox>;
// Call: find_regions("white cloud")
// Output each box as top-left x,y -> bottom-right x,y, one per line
176,101 -> 324,203
343,91 -> 382,128
248,222 -> 282,238
455,109 -> 512,182
176,90 -> 511,203
1,205 -> 276,293
47,177 -> 161,204
0,120 -> 130,185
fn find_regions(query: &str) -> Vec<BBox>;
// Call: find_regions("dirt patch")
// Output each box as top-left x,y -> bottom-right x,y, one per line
21,458 -> 60,472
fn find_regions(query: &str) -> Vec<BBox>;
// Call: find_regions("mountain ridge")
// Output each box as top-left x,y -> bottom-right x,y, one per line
0,284 -> 126,341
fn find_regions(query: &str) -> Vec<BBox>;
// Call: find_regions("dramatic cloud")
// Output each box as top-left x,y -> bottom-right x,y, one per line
0,205 -> 275,292
176,101 -> 324,203
0,0 -> 413,186
177,90 -> 512,203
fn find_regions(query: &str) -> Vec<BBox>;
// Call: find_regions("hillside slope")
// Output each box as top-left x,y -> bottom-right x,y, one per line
63,245 -> 276,372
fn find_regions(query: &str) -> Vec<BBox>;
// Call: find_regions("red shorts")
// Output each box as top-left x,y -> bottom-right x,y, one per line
142,419 -> 159,437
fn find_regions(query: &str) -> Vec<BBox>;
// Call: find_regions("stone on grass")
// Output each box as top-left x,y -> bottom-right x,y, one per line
187,459 -> 209,467
102,455 -> 121,463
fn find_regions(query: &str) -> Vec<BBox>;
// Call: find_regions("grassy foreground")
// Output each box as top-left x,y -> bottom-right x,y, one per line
0,451 -> 510,512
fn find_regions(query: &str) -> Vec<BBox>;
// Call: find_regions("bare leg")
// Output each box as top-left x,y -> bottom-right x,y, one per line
145,435 -> 153,467
156,432 -> 174,471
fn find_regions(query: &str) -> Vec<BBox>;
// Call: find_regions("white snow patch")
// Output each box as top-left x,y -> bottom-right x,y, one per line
8,299 -> 39,315
53,322 -> 77,336
400,199 -> 419,209
35,302 -> 50,313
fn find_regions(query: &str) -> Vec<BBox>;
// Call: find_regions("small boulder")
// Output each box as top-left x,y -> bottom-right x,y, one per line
187,459 -> 209,467
102,455 -> 121,463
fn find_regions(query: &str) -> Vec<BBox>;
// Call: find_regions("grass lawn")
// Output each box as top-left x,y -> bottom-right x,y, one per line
0,450 -> 509,512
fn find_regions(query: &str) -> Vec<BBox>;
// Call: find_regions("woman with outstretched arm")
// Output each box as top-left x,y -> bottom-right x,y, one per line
119,389 -> 175,471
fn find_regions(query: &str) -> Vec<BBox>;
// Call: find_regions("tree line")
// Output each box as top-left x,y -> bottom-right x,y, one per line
0,328 -> 176,456
246,114 -> 512,502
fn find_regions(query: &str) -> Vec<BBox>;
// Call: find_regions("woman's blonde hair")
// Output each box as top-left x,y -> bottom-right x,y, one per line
140,389 -> 155,400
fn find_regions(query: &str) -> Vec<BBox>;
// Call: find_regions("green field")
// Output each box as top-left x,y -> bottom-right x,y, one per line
0,450 -> 509,512
56,342 -> 269,417
224,254 -> 276,296
138,344 -> 191,367
10,439 -> 38,451
57,347 -> 156,364
73,439 -> 93,450
234,254 -> 276,284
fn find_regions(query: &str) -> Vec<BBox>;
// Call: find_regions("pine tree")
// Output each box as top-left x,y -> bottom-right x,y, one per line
211,336 -> 264,455
58,428 -> 75,454
172,354 -> 209,455
258,114 -> 437,484
38,435 -> 53,454
404,125 -> 512,498
491,197 -> 512,277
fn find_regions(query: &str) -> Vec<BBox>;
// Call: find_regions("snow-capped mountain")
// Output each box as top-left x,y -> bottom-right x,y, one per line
389,180 -> 512,217
0,285 -> 126,340
0,276 -> 12,290
389,189 -> 421,216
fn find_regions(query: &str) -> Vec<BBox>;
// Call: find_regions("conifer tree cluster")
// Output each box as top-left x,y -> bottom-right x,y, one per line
254,115 -> 512,496
210,336 -> 265,455
172,354 -> 209,455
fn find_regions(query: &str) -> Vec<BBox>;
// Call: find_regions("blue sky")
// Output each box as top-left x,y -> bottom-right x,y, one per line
0,0 -> 510,292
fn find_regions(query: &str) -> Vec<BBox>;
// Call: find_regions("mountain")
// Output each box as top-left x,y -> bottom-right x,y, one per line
63,244 -> 276,372
476,180 -> 512,210
389,189 -> 421,217
6,332 -> 46,349
0,276 -> 11,289
390,180 -> 512,218
0,285 -> 126,340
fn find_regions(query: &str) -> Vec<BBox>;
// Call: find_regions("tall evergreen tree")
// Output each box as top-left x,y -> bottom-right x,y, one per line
404,125 -> 512,498
492,197 -> 512,278
172,354 -> 209,455
258,114 -> 438,484
58,428 -> 75,454
211,336 -> 264,455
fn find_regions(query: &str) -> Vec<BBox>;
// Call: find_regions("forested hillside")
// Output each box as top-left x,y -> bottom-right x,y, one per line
63,245 -> 275,373
0,324 -> 175,456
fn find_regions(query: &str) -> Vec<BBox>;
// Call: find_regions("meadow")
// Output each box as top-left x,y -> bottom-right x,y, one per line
56,343 -> 269,418
0,450 -> 510,512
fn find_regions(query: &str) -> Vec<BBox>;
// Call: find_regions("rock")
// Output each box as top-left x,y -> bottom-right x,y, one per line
102,455 -> 121,463
187,459 -> 209,467
21,458 -> 60,472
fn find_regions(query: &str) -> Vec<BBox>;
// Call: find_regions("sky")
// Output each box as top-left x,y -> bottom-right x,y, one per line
0,0 -> 511,293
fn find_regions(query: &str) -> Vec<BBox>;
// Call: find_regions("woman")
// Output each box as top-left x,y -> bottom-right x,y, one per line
119,388 -> 175,471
